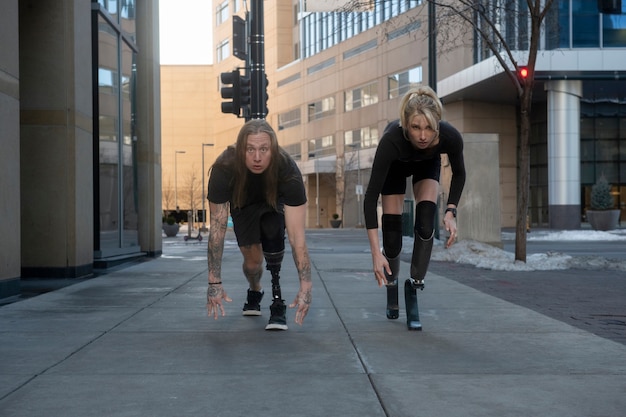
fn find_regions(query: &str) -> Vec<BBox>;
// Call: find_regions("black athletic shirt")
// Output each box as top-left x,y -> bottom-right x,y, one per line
364,120 -> 466,229
208,147 -> 307,208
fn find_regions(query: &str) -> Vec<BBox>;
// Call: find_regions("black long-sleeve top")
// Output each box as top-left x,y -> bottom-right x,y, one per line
364,120 -> 466,229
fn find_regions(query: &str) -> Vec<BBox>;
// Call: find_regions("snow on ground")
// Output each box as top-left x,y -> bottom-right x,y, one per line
425,229 -> 626,272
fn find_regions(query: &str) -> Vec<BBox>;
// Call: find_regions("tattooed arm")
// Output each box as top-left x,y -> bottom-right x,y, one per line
206,201 -> 232,319
284,204 -> 312,325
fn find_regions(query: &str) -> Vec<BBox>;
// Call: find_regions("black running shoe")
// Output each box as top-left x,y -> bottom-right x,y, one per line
265,300 -> 288,330
242,289 -> 264,316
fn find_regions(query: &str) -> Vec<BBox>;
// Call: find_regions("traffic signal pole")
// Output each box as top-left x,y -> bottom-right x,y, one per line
249,0 -> 267,120
220,1 -> 267,121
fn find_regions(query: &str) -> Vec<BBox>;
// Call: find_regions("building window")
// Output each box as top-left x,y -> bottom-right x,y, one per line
573,0 -> 601,47
308,97 -> 336,121
308,135 -> 335,158
345,82 -> 378,111
603,11 -> 626,47
282,142 -> 302,160
299,0 -> 420,59
278,108 -> 301,130
344,125 -> 379,149
388,66 -> 422,99
216,1 -> 229,26
93,0 -> 139,254
216,39 -> 230,62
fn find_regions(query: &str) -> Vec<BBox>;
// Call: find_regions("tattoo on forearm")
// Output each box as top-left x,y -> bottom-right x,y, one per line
293,250 -> 312,283
207,203 -> 228,279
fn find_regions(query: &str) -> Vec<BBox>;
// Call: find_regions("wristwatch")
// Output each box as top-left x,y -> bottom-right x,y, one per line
445,207 -> 457,218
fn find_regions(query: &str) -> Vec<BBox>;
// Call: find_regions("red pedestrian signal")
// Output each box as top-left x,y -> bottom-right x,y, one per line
519,66 -> 529,79
517,66 -> 531,84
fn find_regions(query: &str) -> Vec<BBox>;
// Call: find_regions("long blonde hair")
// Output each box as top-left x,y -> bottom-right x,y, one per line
399,86 -> 443,137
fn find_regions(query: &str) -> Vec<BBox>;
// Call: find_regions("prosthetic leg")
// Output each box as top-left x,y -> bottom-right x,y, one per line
381,214 -> 403,320
384,253 -> 400,319
261,212 -> 288,330
405,201 -> 436,331
264,250 -> 288,330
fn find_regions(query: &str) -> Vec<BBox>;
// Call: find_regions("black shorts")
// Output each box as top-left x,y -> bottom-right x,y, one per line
231,202 -> 285,247
381,157 -> 441,195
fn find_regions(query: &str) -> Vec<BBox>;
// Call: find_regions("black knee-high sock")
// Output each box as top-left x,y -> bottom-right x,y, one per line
410,201 -> 436,282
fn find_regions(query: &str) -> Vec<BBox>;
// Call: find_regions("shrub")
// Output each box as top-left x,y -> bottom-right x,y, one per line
590,175 -> 614,210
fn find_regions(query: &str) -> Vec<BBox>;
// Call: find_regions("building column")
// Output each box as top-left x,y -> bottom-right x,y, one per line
136,0 -> 163,257
545,80 -> 583,229
19,0 -> 94,277
0,0 -> 21,298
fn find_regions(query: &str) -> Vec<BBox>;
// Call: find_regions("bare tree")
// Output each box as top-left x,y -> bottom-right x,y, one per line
180,164 -> 203,227
325,145 -> 360,225
431,0 -> 555,261
336,0 -> 555,260
162,177 -> 175,217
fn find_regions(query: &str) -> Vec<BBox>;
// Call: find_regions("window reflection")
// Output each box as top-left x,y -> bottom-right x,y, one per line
94,0 -> 138,253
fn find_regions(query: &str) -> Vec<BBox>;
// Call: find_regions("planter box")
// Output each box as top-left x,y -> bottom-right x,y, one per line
586,209 -> 620,231
162,223 -> 180,237
330,219 -> 342,228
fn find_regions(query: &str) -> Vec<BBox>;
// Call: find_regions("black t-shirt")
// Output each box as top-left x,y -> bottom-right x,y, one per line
363,120 -> 466,229
208,147 -> 307,208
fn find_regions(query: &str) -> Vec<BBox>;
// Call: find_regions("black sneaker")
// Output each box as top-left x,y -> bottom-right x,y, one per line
265,300 -> 288,330
242,289 -> 264,316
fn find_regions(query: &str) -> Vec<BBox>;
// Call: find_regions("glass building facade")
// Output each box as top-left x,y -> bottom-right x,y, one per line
296,0 -> 626,227
299,0 -> 422,58
93,0 -> 140,257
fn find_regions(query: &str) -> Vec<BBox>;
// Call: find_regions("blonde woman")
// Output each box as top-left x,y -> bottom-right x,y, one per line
364,86 -> 466,330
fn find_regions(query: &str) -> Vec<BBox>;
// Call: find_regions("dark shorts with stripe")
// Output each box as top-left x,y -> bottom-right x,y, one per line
381,157 -> 441,195
230,202 -> 285,247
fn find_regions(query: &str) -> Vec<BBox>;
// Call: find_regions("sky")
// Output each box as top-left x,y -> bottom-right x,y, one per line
424,229 -> 626,272
159,0 -> 213,65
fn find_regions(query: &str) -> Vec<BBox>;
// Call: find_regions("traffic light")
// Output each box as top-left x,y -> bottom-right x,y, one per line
517,66 -> 530,83
239,75 -> 251,112
263,73 -> 269,115
220,70 -> 241,115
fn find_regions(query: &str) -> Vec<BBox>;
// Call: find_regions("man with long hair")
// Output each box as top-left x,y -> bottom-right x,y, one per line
206,119 -> 312,330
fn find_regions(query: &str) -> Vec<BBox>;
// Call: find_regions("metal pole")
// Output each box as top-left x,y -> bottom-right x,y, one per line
428,0 -> 440,239
356,144 -> 362,227
249,0 -> 266,119
316,169 -> 320,227
175,150 -> 186,209
201,143 -> 214,232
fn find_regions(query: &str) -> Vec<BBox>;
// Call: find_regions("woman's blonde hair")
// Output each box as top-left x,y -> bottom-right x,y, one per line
399,86 -> 443,136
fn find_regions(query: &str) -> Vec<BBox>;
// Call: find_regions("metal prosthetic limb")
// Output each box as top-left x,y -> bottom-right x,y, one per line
404,279 -> 422,331
264,250 -> 285,304
264,250 -> 288,330
381,213 -> 403,320
405,231 -> 434,331
384,251 -> 400,319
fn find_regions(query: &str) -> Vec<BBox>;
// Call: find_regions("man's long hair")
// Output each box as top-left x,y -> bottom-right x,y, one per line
230,119 -> 283,210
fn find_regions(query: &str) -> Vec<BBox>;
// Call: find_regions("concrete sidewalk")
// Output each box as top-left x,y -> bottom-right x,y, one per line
1,229 -> 625,416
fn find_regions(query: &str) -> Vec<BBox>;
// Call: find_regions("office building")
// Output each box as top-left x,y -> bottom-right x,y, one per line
163,0 -> 624,235
0,0 -> 162,300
